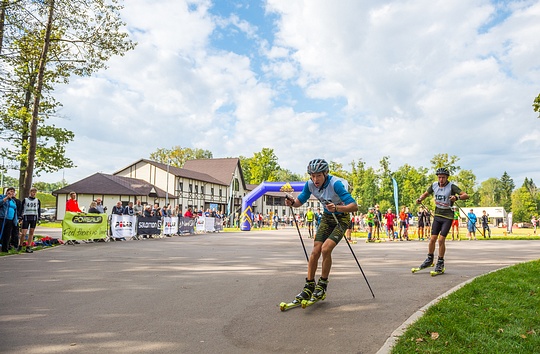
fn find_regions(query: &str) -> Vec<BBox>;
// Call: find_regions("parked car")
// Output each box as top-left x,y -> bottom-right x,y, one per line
40,208 -> 57,221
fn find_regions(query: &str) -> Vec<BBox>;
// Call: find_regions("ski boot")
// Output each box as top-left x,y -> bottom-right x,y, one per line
412,254 -> 434,273
295,279 -> 315,302
431,258 -> 445,276
312,277 -> 328,300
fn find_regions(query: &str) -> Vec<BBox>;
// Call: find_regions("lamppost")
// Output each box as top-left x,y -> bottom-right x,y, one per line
166,159 -> 170,207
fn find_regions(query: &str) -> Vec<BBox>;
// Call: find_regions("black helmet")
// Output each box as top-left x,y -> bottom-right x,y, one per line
307,159 -> 329,174
436,167 -> 450,176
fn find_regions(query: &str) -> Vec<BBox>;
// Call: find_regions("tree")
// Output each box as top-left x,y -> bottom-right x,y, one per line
430,153 -> 461,175
534,93 -> 540,118
499,172 -> 515,212
149,146 -> 213,167
454,169 -> 477,206
1,0 -> 135,198
272,168 -> 303,183
511,185 -> 536,223
394,164 -> 430,211
248,148 -> 280,184
477,178 -> 501,206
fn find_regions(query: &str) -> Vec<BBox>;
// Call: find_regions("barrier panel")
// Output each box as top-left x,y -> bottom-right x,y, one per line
62,212 -> 108,241
163,216 -> 179,235
179,217 -> 196,234
111,215 -> 137,239
136,216 -> 162,236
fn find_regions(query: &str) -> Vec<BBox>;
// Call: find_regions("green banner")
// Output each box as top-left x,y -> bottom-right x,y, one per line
62,212 -> 108,240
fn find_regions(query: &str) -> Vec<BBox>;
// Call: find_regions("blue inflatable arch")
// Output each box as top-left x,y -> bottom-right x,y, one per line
240,181 -> 305,231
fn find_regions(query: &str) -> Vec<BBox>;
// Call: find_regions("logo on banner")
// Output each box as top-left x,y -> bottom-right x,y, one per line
72,215 -> 103,223
115,221 -> 133,228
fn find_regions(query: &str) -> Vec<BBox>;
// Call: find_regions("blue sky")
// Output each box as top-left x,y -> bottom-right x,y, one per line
5,0 -> 539,189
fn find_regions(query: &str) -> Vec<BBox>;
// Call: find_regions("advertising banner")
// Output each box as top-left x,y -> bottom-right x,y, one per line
62,212 -> 108,241
111,215 -> 137,238
179,217 -> 196,234
137,216 -> 162,236
163,216 -> 179,235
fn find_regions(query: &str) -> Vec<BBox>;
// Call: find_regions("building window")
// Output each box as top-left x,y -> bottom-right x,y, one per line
211,187 -> 214,196
179,182 -> 183,191
201,186 -> 205,195
219,189 -> 222,197
195,185 -> 198,193
189,184 -> 193,192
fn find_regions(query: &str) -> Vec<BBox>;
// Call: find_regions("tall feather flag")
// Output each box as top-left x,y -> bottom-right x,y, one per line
392,177 -> 399,214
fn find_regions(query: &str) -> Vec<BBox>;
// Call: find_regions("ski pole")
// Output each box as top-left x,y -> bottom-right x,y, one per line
285,195 -> 309,263
330,211 -> 375,298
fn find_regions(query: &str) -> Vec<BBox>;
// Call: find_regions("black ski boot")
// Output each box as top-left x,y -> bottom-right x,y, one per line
313,277 -> 328,300
295,279 -> 315,302
419,254 -> 434,269
434,258 -> 445,274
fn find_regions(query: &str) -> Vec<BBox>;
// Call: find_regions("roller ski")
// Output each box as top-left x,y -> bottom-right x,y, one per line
280,279 -> 314,312
411,254 -> 434,273
301,278 -> 328,309
430,258 -> 445,276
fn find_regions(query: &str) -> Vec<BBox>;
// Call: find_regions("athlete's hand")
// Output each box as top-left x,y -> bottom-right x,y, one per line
285,195 -> 294,207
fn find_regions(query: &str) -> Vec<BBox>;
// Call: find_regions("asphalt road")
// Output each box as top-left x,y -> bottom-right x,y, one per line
1,228 -> 539,354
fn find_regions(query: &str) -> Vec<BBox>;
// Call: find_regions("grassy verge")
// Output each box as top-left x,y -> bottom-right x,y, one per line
391,259 -> 540,353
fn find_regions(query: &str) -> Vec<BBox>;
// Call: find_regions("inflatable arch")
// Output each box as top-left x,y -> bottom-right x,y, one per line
240,181 -> 305,231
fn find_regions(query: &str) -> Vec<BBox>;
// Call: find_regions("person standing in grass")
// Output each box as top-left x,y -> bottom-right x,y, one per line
481,210 -> 491,238
451,206 -> 460,240
415,168 -> 469,274
467,209 -> 477,240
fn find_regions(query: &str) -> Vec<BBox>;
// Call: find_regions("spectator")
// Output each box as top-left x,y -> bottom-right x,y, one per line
481,210 -> 490,238
184,207 -> 194,218
385,208 -> 396,241
66,191 -> 82,213
88,201 -> 100,213
95,198 -> 106,213
143,205 -> 152,217
124,201 -> 135,216
1,187 -> 18,253
133,199 -> 143,216
111,201 -> 124,215
467,209 -> 477,240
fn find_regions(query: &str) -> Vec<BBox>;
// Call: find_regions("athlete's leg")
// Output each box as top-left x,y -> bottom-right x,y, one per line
307,241 -> 323,280
320,238 -> 338,279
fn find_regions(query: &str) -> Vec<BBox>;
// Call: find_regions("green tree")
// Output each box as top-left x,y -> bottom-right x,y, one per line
272,168 -> 303,183
376,156 -> 393,208
499,172 -> 515,211
1,0 -> 135,198
394,164 -> 430,211
430,153 -> 461,175
454,169 -> 477,206
511,186 -> 536,223
149,146 -> 213,167
247,148 -> 280,184
477,177 -> 501,206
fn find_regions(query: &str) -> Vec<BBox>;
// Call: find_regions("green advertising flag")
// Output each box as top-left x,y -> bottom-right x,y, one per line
62,212 -> 108,241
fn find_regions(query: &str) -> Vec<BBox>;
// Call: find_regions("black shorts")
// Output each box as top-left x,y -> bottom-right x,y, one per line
22,215 -> 38,229
431,216 -> 452,237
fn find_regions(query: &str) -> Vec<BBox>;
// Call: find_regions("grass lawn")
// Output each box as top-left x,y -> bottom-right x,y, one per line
391,259 -> 540,353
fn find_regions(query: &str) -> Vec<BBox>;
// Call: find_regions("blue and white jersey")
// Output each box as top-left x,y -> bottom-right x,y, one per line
297,175 -> 355,215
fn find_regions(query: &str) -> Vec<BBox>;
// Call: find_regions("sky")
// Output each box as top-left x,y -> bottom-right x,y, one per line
7,0 -> 540,188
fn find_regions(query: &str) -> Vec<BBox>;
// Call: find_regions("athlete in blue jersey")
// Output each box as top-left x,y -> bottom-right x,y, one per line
286,159 -> 358,302
416,167 -> 469,274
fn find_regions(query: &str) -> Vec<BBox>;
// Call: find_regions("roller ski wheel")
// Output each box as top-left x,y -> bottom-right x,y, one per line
279,300 -> 302,311
411,264 -> 434,273
301,293 -> 327,308
430,268 -> 445,276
